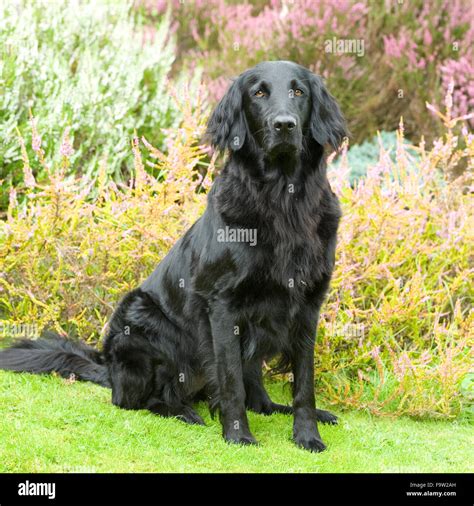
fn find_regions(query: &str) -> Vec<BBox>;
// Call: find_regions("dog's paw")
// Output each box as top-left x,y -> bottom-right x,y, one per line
270,402 -> 293,415
178,407 -> 206,425
224,432 -> 258,446
248,401 -> 293,416
315,408 -> 338,425
294,433 -> 327,453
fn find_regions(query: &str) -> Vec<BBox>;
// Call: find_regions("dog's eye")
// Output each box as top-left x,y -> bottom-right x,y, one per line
294,89 -> 303,96
254,90 -> 266,98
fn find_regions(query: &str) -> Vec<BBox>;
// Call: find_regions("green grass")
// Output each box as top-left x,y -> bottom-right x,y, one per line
0,371 -> 472,473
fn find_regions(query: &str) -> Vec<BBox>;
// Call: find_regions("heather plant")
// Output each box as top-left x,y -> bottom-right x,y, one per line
439,56 -> 474,128
139,0 -> 473,143
0,0 -> 201,208
1,85 -> 472,419
0,85 -> 211,341
329,131 -> 419,185
319,87 -> 473,419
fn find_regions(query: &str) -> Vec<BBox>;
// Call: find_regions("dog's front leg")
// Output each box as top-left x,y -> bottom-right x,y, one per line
209,303 -> 256,445
291,317 -> 326,452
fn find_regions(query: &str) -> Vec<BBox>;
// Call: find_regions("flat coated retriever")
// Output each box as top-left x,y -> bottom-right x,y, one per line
0,61 -> 348,452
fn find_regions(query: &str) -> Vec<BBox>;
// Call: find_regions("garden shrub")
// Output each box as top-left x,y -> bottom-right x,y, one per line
319,93 -> 473,419
329,130 -> 419,185
0,85 -> 472,420
0,0 -> 201,208
140,0 -> 473,145
0,84 -> 211,341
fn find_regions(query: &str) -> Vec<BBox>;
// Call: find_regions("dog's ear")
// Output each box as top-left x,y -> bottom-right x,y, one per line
206,78 -> 247,152
309,75 -> 348,150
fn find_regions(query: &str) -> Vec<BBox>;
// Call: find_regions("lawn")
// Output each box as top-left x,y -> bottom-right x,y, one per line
0,371 -> 471,473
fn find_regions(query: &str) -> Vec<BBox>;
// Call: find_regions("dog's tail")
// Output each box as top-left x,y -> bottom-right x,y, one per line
0,331 -> 110,387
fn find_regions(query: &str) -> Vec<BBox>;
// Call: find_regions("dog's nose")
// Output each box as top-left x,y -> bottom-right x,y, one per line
273,115 -> 297,133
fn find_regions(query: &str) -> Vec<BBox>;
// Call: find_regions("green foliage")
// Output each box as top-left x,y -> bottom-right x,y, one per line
0,0 -> 200,208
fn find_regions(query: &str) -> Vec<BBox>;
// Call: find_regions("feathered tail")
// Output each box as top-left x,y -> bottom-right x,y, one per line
0,331 -> 110,387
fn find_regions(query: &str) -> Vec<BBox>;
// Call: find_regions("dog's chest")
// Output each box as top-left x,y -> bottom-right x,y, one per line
260,196 -> 339,288
268,229 -> 322,287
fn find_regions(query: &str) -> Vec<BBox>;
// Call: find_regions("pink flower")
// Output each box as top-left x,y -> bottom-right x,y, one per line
29,115 -> 42,153
59,127 -> 74,157
9,187 -> 17,209
439,57 -> 474,125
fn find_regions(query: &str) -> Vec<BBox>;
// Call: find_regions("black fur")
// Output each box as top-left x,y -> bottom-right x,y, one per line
0,332 -> 110,387
0,61 -> 347,451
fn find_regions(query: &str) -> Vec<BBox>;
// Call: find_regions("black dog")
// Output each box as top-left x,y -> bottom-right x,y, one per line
0,61 -> 348,452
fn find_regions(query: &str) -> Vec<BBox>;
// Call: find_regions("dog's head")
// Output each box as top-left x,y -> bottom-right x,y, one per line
206,61 -> 348,161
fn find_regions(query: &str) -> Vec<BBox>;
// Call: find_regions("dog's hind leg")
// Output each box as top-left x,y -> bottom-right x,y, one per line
107,332 -> 204,425
109,356 -> 204,425
146,398 -> 205,425
243,360 -> 338,423
314,408 -> 338,425
107,339 -> 154,411
243,360 -> 292,415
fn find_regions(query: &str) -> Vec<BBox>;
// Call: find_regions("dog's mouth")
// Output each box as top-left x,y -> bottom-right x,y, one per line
264,142 -> 301,176
266,141 -> 300,160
